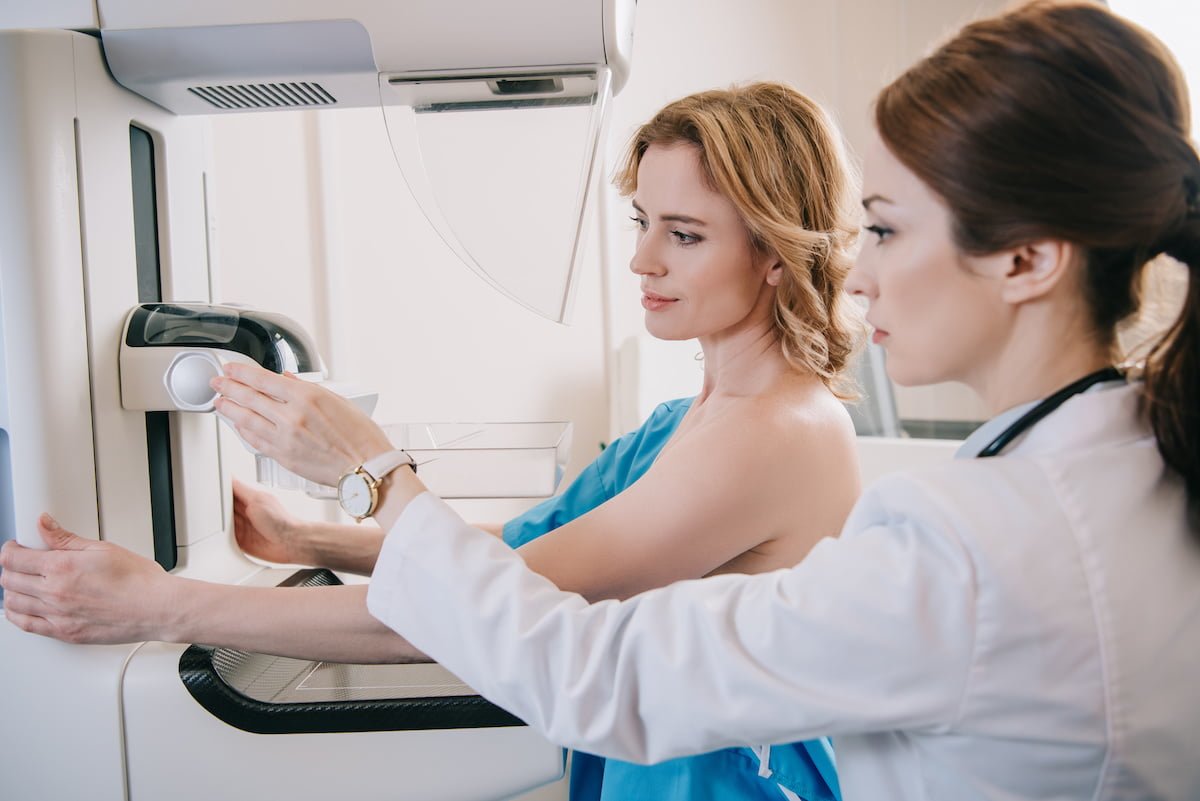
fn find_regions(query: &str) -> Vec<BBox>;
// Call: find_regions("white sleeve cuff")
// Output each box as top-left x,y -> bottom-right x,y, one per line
366,491 -> 450,626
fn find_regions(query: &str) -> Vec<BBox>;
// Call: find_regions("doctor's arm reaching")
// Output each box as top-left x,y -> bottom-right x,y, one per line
366,482 -> 977,761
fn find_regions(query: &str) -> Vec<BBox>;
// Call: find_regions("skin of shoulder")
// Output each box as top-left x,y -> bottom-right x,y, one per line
706,383 -> 862,574
513,377 -> 862,601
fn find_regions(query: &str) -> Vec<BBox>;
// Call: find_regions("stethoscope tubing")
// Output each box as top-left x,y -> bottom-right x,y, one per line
976,367 -> 1125,458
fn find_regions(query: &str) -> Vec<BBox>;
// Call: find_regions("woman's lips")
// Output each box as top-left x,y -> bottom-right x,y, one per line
641,291 -> 677,312
871,328 -> 889,345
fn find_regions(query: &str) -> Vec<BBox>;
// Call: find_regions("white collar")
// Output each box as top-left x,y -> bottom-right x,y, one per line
954,379 -> 1133,459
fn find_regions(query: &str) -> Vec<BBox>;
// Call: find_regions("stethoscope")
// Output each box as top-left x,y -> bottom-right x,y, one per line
976,366 -> 1125,458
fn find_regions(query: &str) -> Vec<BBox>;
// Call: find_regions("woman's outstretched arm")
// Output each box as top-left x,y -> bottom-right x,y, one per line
0,515 -> 426,663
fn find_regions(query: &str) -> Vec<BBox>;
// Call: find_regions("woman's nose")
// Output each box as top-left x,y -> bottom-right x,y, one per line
629,237 -> 666,276
844,257 -> 876,299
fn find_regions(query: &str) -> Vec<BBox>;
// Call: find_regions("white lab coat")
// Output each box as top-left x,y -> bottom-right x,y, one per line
367,383 -> 1200,800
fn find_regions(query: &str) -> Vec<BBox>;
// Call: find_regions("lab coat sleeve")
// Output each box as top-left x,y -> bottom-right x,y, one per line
367,478 -> 979,764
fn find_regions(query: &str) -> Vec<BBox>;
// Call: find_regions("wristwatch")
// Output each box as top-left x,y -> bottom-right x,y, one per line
337,449 -> 416,522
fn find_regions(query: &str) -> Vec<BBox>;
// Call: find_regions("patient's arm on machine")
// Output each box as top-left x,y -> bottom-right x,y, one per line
216,363 -> 859,605
0,515 -> 428,663
235,480 -> 503,575
236,411 -> 848,605
234,479 -> 384,575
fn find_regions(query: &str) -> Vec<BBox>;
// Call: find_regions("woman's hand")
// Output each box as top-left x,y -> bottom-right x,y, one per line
233,479 -> 313,565
212,363 -> 393,487
0,516 -> 176,644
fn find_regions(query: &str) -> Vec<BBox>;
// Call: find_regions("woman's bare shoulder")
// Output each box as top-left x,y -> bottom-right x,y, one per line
684,379 -> 860,500
725,378 -> 858,455
697,382 -> 862,573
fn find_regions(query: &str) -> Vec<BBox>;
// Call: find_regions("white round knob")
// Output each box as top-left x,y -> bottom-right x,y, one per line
165,352 -> 222,412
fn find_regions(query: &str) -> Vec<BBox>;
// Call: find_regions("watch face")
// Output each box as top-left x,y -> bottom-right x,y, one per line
338,473 -> 373,518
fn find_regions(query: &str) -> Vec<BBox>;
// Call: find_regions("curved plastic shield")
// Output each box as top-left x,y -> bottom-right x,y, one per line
380,69 -> 612,323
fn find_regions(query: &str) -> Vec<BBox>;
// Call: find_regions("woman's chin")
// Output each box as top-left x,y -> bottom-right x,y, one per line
643,319 -> 691,341
884,359 -> 944,389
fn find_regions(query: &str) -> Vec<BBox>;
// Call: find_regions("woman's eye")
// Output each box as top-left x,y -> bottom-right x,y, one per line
671,230 -> 700,245
629,215 -> 648,231
864,224 -> 894,244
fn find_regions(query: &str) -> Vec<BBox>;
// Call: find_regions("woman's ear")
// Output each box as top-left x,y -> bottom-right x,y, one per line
763,255 -> 785,287
994,239 -> 1078,304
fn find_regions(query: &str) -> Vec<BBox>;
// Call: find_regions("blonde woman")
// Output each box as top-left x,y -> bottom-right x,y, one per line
5,83 -> 864,800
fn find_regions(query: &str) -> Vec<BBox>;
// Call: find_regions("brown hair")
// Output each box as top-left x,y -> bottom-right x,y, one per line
615,82 -> 864,399
875,0 -> 1200,531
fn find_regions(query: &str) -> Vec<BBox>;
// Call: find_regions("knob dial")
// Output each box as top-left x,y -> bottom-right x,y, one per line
165,352 -> 222,412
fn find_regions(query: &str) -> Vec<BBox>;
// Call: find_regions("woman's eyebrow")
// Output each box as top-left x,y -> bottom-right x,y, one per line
631,201 -> 707,226
862,194 -> 896,210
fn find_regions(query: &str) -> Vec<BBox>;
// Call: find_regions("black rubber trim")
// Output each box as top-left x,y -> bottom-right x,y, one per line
177,569 -> 524,734
130,125 -> 178,573
144,412 -> 178,571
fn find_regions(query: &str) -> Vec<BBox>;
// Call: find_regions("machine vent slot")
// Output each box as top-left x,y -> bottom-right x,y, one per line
187,82 -> 337,110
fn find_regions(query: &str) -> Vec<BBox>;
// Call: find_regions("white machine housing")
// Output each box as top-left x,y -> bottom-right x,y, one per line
0,0 -> 634,797
7,0 -> 635,115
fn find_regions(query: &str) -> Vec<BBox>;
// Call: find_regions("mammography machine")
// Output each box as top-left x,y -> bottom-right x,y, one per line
0,2 -> 633,799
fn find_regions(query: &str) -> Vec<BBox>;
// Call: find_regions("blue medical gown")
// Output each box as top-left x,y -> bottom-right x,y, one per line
503,398 -> 841,801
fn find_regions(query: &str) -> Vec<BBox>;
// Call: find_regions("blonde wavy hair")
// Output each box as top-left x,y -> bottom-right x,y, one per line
615,82 -> 864,398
